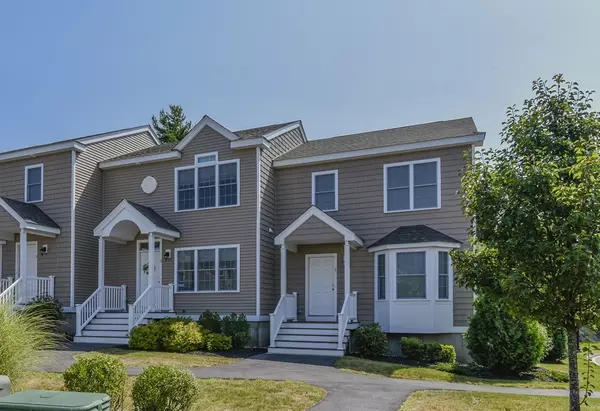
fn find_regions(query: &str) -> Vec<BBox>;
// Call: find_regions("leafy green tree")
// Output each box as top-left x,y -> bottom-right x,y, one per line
450,75 -> 600,411
152,104 -> 192,143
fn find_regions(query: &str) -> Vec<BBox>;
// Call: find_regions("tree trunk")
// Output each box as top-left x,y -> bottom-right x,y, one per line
568,328 -> 581,411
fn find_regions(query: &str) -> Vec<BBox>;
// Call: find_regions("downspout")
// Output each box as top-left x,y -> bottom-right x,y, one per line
70,150 -> 77,308
255,147 -> 261,318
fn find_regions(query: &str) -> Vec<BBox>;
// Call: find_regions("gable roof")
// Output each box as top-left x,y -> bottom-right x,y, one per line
0,196 -> 61,237
105,142 -> 177,162
368,225 -> 461,251
274,117 -> 483,166
234,121 -> 298,140
127,201 -> 180,234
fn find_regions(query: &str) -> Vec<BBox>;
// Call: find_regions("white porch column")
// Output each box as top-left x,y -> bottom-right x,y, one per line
98,237 -> 105,311
148,232 -> 156,311
19,229 -> 27,279
280,245 -> 287,296
344,241 -> 351,297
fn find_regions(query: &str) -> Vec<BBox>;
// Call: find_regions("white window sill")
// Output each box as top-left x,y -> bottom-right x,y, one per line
384,205 -> 441,214
175,290 -> 240,294
175,204 -> 240,213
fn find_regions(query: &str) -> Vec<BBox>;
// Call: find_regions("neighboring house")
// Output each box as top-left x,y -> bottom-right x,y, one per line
0,115 -> 484,359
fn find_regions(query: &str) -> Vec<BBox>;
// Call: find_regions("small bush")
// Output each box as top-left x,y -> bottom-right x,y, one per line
64,354 -> 127,410
221,313 -> 250,348
400,337 -> 456,363
544,328 -> 568,362
400,337 -> 424,360
198,310 -> 221,334
129,323 -> 161,350
162,322 -> 205,353
132,365 -> 199,411
23,295 -> 64,331
465,295 -> 546,375
205,333 -> 233,351
353,323 -> 388,357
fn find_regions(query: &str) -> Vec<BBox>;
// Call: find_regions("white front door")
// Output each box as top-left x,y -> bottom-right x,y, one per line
15,242 -> 38,278
137,240 -> 162,298
306,254 -> 337,321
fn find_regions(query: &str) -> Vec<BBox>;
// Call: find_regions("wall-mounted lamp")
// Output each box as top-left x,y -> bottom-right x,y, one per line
40,244 -> 48,255
163,249 -> 172,261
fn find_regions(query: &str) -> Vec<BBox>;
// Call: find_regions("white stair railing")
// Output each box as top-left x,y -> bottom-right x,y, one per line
0,278 -> 21,307
104,285 -> 127,311
23,277 -> 55,302
75,287 -> 102,336
337,291 -> 358,350
269,292 -> 297,347
128,286 -> 153,332
152,284 -> 174,312
0,277 -> 13,294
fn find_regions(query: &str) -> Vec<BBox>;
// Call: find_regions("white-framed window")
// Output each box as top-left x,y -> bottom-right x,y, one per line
174,245 -> 240,293
312,170 -> 338,211
375,252 -> 386,300
396,251 -> 427,299
384,158 -> 440,212
174,152 -> 240,211
438,251 -> 450,300
25,164 -> 44,203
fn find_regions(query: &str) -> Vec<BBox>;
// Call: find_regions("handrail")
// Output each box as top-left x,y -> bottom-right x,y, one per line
0,277 -> 13,294
152,284 -> 174,312
75,287 -> 102,336
269,292 -> 297,347
23,276 -> 55,301
337,291 -> 358,350
0,278 -> 21,307
104,285 -> 127,311
128,286 -> 153,332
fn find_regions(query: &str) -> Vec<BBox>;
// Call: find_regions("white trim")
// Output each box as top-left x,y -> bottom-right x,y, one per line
305,253 -> 337,321
273,133 -> 486,168
144,312 -> 270,322
194,152 -> 219,164
0,141 -> 86,163
77,126 -> 160,145
174,244 -> 241,293
15,240 -> 38,278
174,115 -> 239,151
0,197 -> 61,236
230,138 -> 271,150
136,238 -> 163,297
311,170 -> 339,212
374,251 -> 386,301
383,158 -> 441,213
437,250 -> 453,301
368,241 -> 461,253
174,155 -> 240,212
99,151 -> 181,170
255,147 -> 261,317
274,206 -> 363,247
70,151 -> 76,307
24,163 -> 44,203
263,122 -> 302,140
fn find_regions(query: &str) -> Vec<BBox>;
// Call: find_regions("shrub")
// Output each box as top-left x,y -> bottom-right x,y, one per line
221,313 -> 250,348
353,323 -> 388,357
465,295 -> 546,375
64,354 -> 127,410
198,310 -> 221,334
129,323 -> 161,350
162,322 -> 205,353
23,295 -> 64,331
132,365 -> 199,411
0,302 -> 60,383
400,337 -> 424,360
205,333 -> 233,351
544,328 -> 568,362
400,337 -> 456,363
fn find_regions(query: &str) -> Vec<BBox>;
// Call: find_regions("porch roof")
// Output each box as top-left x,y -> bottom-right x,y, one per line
274,206 -> 363,251
0,196 -> 60,237
94,199 -> 181,242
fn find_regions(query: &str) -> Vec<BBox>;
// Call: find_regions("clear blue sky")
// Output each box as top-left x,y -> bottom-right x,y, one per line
0,0 -> 598,151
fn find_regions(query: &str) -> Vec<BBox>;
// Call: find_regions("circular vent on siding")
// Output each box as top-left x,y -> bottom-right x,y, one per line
141,176 -> 158,194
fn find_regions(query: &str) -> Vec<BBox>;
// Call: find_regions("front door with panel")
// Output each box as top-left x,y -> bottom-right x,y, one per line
306,255 -> 336,321
138,241 -> 162,297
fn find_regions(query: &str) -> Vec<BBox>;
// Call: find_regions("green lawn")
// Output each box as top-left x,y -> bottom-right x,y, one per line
399,390 -> 600,411
15,372 -> 326,411
75,348 -> 241,368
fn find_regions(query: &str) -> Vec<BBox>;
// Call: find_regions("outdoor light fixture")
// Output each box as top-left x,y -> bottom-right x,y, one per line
40,244 -> 48,255
163,249 -> 172,261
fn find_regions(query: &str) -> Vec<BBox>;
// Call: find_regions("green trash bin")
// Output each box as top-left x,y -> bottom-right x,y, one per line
0,390 -> 110,410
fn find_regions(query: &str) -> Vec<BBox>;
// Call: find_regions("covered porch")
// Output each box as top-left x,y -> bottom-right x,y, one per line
75,199 -> 181,336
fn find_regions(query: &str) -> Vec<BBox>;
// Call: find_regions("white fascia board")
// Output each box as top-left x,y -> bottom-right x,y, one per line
77,126 -> 159,145
273,133 -> 486,168
24,225 -> 60,237
0,141 -> 87,162
174,115 -> 239,151
263,121 -> 302,140
230,138 -> 271,150
368,242 -> 461,253
99,151 -> 181,170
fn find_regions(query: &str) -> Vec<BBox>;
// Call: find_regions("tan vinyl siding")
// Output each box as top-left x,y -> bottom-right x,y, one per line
74,132 -> 156,303
0,152 -> 73,305
259,128 -> 305,315
275,145 -> 473,325
103,126 -> 257,315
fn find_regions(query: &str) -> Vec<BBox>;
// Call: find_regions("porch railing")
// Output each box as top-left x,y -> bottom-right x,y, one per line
128,286 -> 153,332
76,287 -> 102,336
0,276 -> 55,308
104,285 -> 127,311
152,284 -> 174,312
269,292 -> 298,347
0,277 -> 13,294
0,278 -> 21,307
337,291 -> 358,350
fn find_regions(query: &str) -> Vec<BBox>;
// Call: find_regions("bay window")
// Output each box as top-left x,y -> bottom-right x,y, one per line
396,251 -> 426,299
175,245 -> 240,293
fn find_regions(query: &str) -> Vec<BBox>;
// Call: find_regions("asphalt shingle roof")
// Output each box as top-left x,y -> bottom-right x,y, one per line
106,143 -> 177,162
0,196 -> 60,229
368,225 -> 461,249
127,201 -> 180,234
276,117 -> 479,161
234,121 -> 298,140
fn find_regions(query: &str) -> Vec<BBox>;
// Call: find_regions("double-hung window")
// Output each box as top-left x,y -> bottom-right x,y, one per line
25,164 -> 43,203
384,159 -> 440,212
175,245 -> 240,292
396,251 -> 426,299
376,253 -> 386,300
438,251 -> 450,299
312,170 -> 338,211
175,153 -> 240,211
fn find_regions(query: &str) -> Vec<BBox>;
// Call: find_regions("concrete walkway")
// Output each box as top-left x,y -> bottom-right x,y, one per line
39,344 -> 586,411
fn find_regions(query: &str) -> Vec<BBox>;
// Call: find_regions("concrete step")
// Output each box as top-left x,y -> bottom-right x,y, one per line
86,323 -> 129,331
278,327 -> 349,336
96,312 -> 129,319
275,334 -> 345,343
267,347 -> 344,357
275,340 -> 343,350
82,330 -> 128,338
90,318 -> 130,325
280,322 -> 337,329
73,336 -> 129,345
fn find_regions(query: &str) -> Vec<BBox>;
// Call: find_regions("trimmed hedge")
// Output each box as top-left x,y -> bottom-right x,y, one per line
400,337 -> 456,363
353,323 -> 388,357
221,313 -> 250,348
132,365 -> 199,411
198,310 -> 221,334
162,322 -> 205,353
205,333 -> 233,352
